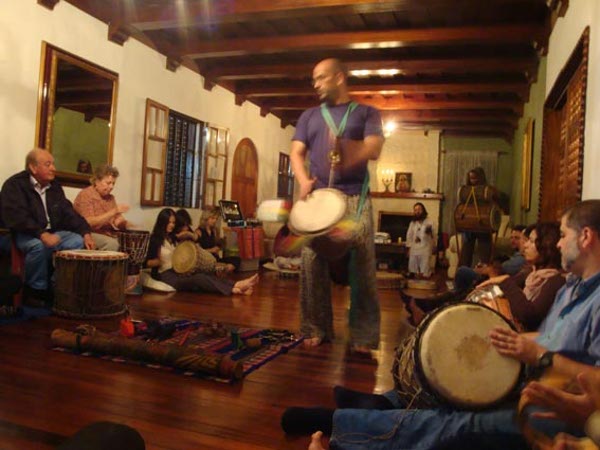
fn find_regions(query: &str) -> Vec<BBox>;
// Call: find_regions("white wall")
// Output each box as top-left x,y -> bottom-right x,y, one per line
547,0 -> 600,198
0,0 -> 294,230
372,129 -> 440,193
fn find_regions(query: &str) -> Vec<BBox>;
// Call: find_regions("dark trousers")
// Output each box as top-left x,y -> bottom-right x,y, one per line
57,421 -> 145,450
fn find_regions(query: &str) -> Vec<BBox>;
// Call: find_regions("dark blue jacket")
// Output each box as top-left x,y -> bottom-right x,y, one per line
1,171 -> 90,238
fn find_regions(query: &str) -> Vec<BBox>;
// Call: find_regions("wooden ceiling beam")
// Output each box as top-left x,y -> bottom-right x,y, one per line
122,1 -> 546,29
263,96 -> 522,113
182,24 -> 545,58
128,0 -> 429,30
206,57 -> 536,80
236,81 -> 529,97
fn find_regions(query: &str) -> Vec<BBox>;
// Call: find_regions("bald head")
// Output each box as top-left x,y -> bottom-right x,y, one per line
312,58 -> 350,104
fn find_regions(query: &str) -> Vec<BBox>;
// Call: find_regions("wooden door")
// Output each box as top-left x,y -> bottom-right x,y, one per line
231,138 -> 258,218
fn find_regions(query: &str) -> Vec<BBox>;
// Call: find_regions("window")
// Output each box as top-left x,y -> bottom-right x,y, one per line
202,125 -> 229,208
141,99 -> 225,208
539,27 -> 588,221
277,153 -> 294,199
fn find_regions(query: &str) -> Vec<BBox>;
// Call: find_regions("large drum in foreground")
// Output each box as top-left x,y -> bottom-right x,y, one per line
393,303 -> 522,409
54,250 -> 128,318
288,188 -> 358,261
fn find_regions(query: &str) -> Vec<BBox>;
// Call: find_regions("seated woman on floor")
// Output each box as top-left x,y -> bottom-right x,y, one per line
476,221 -> 564,331
195,207 -> 240,271
174,208 -> 197,242
145,208 -> 257,296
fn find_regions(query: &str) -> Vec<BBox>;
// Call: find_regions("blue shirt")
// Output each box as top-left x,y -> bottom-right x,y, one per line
293,102 -> 383,195
501,251 -> 525,275
536,271 -> 600,365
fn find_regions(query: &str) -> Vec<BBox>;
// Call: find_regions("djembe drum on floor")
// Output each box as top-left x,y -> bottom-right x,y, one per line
54,250 -> 128,318
393,302 -> 522,409
117,230 -> 150,295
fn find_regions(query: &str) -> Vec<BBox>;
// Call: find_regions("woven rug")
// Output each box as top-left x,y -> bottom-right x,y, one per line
52,318 -> 304,383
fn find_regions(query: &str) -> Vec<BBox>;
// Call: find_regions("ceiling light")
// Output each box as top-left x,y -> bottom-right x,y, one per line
383,121 -> 397,137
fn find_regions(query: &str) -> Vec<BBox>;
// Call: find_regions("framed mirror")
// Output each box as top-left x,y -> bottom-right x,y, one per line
35,42 -> 118,187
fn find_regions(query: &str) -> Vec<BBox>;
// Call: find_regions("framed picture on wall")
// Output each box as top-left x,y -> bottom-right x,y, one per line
395,172 -> 412,192
521,119 -> 534,211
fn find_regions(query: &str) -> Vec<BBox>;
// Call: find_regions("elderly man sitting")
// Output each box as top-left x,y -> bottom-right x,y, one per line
1,148 -> 94,306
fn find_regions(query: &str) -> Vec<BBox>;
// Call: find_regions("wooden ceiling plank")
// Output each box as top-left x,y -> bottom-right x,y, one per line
182,24 -> 545,58
124,0 -> 546,30
236,81 -> 528,97
263,96 -> 522,112
206,56 -> 536,79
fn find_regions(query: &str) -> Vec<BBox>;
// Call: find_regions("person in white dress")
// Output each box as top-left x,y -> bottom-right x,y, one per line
406,202 -> 435,278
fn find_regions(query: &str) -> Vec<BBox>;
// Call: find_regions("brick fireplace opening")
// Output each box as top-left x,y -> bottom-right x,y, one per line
377,211 -> 414,242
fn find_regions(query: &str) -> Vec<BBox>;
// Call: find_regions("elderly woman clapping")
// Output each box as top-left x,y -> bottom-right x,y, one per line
74,164 -> 129,251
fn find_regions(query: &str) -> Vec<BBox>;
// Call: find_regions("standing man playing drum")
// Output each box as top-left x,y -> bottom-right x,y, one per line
1,148 -> 94,306
74,164 -> 130,251
290,58 -> 384,354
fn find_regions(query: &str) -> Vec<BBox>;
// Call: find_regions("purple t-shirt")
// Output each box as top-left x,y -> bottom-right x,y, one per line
292,102 -> 383,195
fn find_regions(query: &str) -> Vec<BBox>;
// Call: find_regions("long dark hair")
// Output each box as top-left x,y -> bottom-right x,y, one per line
175,208 -> 193,233
466,167 -> 487,185
413,202 -> 428,219
152,208 -> 176,245
532,222 -> 562,269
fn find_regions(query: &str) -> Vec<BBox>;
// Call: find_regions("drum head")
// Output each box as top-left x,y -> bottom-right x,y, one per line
418,303 -> 521,408
56,250 -> 128,260
289,189 -> 346,235
172,241 -> 199,274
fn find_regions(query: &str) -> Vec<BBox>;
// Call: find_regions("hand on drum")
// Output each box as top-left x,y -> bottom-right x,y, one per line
521,375 -> 594,429
489,326 -> 543,365
83,233 -> 96,250
477,274 -> 509,289
299,177 -> 316,200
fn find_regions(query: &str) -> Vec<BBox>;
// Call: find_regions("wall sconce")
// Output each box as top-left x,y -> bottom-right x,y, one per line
381,169 -> 394,193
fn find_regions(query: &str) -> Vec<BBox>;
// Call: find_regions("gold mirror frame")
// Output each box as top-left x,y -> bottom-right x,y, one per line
35,42 -> 118,187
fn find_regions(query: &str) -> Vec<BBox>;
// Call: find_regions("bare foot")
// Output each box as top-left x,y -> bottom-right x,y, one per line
233,274 -> 259,294
231,286 -> 254,296
303,337 -> 323,348
308,431 -> 326,450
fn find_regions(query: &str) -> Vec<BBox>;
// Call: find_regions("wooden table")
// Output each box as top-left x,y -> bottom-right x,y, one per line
375,242 -> 406,270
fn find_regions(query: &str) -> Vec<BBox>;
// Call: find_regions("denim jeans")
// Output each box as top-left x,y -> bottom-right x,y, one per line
16,231 -> 83,289
328,389 -> 575,450
329,407 -> 526,450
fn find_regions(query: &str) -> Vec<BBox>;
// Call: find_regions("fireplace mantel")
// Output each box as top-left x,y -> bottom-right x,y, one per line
371,191 -> 444,200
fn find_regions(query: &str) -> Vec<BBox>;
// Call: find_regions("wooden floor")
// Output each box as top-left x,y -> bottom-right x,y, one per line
0,269 -> 412,450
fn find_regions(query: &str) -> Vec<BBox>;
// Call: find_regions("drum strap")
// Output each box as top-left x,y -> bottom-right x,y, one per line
320,102 -> 358,138
349,174 -> 370,325
320,102 -> 358,187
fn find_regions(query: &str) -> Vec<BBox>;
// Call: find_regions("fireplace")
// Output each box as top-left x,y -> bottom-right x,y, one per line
377,211 -> 413,243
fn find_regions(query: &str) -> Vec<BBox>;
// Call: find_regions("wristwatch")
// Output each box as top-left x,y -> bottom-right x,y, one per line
536,351 -> 555,370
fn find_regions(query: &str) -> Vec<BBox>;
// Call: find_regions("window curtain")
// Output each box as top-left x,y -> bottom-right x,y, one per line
440,150 -> 498,235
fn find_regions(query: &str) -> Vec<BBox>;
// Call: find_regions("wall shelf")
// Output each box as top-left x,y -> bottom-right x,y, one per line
371,191 -> 444,200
